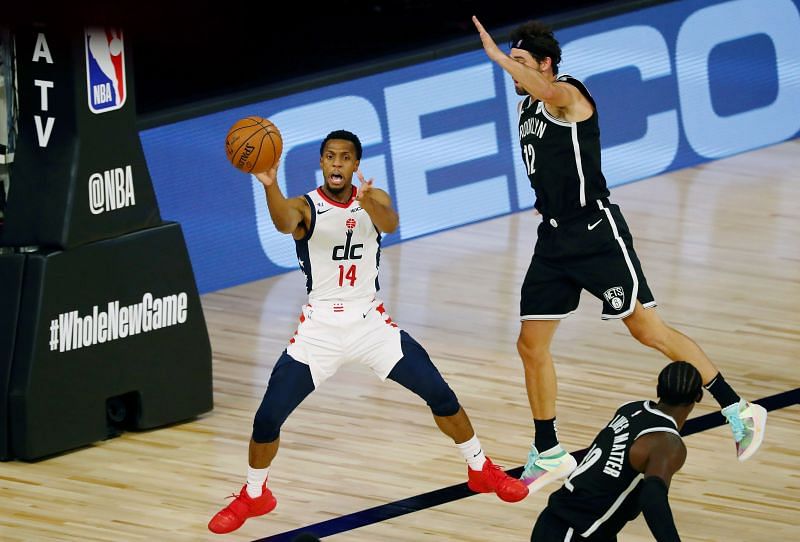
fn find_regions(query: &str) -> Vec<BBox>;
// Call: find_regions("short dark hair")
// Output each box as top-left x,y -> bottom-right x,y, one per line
657,361 -> 703,406
509,20 -> 562,75
320,130 -> 362,160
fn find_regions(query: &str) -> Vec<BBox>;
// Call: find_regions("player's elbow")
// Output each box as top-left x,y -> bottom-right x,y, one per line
272,218 -> 296,234
539,85 -> 569,107
539,86 -> 558,102
381,216 -> 399,234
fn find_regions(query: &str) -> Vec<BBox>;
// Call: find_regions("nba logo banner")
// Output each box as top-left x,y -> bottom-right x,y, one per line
85,28 -> 126,114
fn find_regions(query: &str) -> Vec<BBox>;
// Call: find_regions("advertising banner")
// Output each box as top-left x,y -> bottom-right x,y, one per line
140,0 -> 800,293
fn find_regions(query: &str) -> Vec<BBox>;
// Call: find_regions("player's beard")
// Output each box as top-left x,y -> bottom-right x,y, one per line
324,180 -> 351,197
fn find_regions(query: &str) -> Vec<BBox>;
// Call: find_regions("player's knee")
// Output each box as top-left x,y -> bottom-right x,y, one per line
517,335 -> 550,368
624,306 -> 673,350
427,383 -> 460,417
390,331 -> 461,416
628,321 -> 668,350
250,352 -> 314,443
633,327 -> 668,350
252,406 -> 283,443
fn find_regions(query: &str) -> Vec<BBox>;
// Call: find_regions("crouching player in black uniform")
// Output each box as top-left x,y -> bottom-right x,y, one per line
531,361 -> 703,541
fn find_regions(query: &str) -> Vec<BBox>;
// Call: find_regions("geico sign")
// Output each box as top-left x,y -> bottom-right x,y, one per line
540,0 -> 800,189
249,0 -> 800,269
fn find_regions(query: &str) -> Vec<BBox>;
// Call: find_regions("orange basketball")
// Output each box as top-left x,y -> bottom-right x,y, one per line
224,116 -> 283,174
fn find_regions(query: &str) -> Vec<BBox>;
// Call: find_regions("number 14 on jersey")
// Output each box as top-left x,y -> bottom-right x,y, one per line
338,264 -> 357,287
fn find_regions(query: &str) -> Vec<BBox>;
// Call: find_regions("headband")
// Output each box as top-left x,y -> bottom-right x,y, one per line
509,36 -> 558,64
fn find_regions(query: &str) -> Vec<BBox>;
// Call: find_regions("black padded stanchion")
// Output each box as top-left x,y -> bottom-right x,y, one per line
9,222 -> 212,460
0,252 -> 25,460
0,26 -> 161,249
0,24 -> 213,460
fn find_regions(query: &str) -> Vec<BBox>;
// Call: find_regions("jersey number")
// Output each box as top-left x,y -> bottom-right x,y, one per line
338,264 -> 357,287
564,444 -> 602,491
523,143 -> 536,175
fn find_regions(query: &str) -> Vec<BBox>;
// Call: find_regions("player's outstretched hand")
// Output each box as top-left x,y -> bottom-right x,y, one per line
472,16 -> 505,63
254,160 -> 280,188
356,169 -> 374,202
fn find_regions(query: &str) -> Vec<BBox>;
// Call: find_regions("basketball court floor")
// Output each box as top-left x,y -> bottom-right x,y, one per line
1,139 -> 798,541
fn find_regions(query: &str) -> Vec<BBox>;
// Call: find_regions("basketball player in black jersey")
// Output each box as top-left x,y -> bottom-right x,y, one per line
531,361 -> 701,541
472,16 -> 766,490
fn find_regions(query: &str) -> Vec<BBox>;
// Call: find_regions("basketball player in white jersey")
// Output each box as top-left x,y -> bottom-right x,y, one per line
208,130 -> 528,534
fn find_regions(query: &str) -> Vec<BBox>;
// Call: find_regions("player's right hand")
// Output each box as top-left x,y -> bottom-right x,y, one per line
355,169 -> 375,202
254,160 -> 280,187
472,16 -> 505,63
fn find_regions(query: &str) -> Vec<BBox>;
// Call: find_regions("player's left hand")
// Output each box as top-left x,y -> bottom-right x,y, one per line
356,170 -> 374,202
472,16 -> 505,62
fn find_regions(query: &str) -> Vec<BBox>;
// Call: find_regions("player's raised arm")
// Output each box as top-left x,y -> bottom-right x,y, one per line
254,162 -> 309,237
356,170 -> 398,233
472,15 -> 576,108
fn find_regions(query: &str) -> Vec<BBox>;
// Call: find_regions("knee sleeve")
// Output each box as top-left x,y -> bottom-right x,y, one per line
388,331 -> 461,417
252,351 -> 315,443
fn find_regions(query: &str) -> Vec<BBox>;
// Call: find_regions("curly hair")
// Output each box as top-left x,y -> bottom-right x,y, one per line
509,21 -> 562,74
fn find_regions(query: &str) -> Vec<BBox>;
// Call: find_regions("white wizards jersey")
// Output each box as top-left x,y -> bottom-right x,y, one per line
296,187 -> 382,302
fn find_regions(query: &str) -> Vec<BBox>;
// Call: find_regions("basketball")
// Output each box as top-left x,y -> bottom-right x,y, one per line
225,117 -> 283,174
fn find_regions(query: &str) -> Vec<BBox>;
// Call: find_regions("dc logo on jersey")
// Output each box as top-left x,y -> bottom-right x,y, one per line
603,287 -> 625,310
85,28 -> 126,114
333,224 -> 363,261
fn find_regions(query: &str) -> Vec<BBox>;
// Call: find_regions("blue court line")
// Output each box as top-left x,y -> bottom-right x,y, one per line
254,388 -> 799,541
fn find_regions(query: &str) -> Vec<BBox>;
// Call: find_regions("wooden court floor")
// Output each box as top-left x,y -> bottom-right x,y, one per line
1,140 -> 798,541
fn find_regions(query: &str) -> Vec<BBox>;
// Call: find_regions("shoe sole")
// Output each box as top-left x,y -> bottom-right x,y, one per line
466,478 -> 530,503
497,486 -> 529,503
208,497 -> 277,534
738,404 -> 767,462
523,456 -> 578,494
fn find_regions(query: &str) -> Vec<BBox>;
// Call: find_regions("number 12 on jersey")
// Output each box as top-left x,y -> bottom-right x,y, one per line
338,264 -> 357,287
523,143 -> 536,175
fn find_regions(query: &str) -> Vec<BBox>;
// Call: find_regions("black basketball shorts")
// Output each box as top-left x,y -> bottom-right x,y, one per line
520,200 -> 656,320
531,507 -> 617,542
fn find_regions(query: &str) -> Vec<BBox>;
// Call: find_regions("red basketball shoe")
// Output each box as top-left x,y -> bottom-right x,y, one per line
467,457 -> 529,502
208,483 -> 277,534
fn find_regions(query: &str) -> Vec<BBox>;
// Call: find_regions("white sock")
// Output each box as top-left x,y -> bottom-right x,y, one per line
456,434 -> 486,470
246,466 -> 269,498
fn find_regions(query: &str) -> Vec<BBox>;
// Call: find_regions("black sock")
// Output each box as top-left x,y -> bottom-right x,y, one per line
534,418 -> 559,452
704,372 -> 740,408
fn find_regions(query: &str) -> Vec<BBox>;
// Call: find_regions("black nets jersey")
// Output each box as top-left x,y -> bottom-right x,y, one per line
518,74 -> 610,219
547,400 -> 681,539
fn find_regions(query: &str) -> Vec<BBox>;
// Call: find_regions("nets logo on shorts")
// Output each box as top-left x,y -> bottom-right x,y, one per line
604,287 -> 625,310
85,27 -> 126,114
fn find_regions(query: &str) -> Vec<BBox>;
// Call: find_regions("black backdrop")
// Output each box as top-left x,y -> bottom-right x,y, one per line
6,0 -> 621,115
